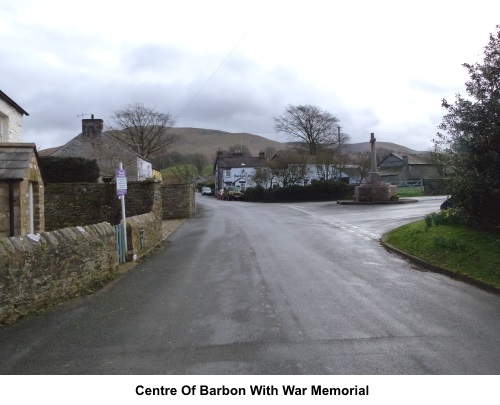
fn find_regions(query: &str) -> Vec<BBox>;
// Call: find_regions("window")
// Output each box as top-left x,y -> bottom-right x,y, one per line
0,113 -> 8,142
225,169 -> 231,177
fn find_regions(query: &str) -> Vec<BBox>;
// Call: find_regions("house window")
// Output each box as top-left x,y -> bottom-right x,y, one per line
225,169 -> 231,177
0,113 -> 8,142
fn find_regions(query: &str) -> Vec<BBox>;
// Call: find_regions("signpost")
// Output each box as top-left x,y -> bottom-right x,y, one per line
116,163 -> 127,261
116,168 -> 127,196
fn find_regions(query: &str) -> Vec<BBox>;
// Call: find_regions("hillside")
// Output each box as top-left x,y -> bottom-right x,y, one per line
39,127 -> 424,162
345,142 -> 424,155
166,127 -> 425,159
166,127 -> 285,159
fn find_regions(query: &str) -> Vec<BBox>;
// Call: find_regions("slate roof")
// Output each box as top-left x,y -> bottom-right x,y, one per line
215,155 -> 268,169
0,143 -> 37,180
40,130 -> 151,178
381,153 -> 433,165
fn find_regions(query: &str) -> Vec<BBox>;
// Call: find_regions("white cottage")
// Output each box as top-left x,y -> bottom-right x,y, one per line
214,150 -> 268,193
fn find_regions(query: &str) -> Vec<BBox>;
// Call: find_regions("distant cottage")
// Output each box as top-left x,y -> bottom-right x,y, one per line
40,116 -> 154,182
214,150 -> 268,192
378,153 -> 441,182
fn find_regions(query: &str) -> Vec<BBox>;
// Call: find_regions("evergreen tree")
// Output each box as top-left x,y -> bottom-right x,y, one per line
434,26 -> 500,227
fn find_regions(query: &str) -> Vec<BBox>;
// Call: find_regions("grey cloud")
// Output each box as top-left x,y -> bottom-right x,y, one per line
408,79 -> 460,94
123,44 -> 189,73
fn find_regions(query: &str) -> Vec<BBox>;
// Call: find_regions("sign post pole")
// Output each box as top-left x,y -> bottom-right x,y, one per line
116,162 -> 128,260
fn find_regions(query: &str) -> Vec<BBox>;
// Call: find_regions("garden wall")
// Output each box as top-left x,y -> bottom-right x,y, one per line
161,184 -> 195,219
0,222 -> 118,325
0,181 -> 190,326
125,181 -> 163,261
44,180 -> 160,230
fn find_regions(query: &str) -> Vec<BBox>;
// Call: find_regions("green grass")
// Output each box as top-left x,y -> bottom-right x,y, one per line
385,220 -> 500,289
396,187 -> 424,197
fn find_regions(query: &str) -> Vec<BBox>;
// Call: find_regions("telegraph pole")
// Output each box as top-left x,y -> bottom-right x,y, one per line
338,125 -> 342,181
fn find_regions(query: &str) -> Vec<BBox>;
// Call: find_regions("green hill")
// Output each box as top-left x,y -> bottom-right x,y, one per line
166,127 -> 285,159
165,127 -> 424,160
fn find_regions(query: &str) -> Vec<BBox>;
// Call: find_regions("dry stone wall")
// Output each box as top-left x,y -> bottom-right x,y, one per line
0,222 -> 117,325
45,181 -> 159,230
161,185 -> 195,219
0,181 -> 191,326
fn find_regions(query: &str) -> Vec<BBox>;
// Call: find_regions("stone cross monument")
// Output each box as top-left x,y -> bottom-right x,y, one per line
370,133 -> 377,172
369,132 -> 381,184
354,133 -> 396,202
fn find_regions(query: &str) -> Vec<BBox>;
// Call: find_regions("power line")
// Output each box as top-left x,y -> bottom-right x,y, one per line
176,31 -> 248,119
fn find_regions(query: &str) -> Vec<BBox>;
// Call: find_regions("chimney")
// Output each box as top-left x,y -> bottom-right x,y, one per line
259,150 -> 265,159
82,114 -> 103,137
403,155 -> 410,178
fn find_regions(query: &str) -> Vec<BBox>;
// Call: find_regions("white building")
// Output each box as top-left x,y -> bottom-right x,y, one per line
214,150 -> 268,192
0,90 -> 29,143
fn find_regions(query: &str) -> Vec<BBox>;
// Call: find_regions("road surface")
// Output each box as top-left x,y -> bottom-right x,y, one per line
0,195 -> 498,374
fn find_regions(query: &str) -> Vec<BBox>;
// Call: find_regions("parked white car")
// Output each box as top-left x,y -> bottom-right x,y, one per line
201,187 -> 212,196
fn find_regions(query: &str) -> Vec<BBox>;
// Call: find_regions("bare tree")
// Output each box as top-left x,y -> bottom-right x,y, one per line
108,102 -> 178,158
347,152 -> 371,184
251,167 -> 273,189
314,150 -> 337,181
169,163 -> 199,185
269,151 -> 308,187
274,104 -> 340,155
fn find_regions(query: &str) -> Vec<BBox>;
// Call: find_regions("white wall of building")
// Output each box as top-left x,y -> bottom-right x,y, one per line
222,167 -> 257,189
137,158 -> 153,181
0,98 -> 23,142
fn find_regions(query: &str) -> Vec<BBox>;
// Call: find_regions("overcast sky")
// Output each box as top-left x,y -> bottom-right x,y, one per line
2,0 -> 499,152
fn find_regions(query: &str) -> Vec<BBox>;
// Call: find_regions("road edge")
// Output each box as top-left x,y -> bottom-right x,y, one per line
380,233 -> 499,295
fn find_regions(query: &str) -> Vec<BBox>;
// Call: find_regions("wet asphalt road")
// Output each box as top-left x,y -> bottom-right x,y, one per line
0,196 -> 499,374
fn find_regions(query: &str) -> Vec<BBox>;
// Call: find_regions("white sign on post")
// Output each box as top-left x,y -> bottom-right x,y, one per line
116,164 -> 127,261
116,169 -> 127,196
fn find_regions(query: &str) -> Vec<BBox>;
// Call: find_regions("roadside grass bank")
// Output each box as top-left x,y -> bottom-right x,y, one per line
384,218 -> 500,291
396,187 -> 424,197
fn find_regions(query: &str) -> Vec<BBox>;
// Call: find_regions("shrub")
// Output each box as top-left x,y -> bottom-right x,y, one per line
425,209 -> 463,228
243,181 -> 354,202
40,157 -> 100,183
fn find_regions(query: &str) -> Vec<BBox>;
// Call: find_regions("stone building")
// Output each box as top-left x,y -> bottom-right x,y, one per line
40,116 -> 154,182
378,153 -> 441,182
0,143 -> 44,237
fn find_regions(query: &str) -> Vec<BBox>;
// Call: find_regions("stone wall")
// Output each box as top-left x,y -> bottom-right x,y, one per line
0,180 -> 188,325
408,165 -> 441,181
161,184 -> 195,219
0,223 -> 118,325
125,181 -> 163,261
45,181 -> 160,230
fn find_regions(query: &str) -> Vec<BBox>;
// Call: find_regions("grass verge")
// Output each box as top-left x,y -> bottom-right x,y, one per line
396,187 -> 424,197
384,219 -> 500,290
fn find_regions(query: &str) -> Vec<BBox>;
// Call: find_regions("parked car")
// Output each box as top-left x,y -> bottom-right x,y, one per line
440,196 -> 454,210
223,186 -> 243,201
201,186 -> 212,196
